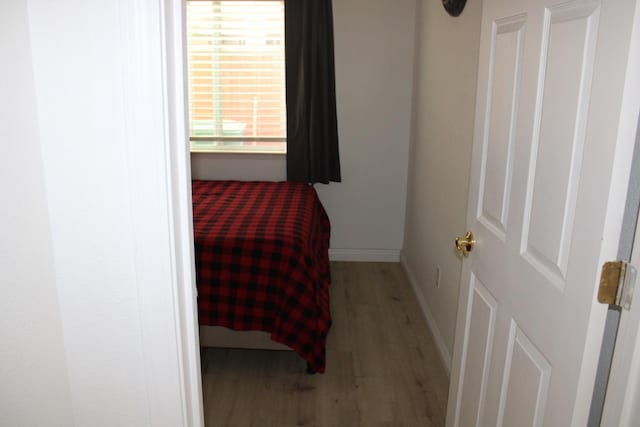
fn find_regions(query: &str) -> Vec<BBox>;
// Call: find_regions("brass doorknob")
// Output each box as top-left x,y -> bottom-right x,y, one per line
455,231 -> 475,257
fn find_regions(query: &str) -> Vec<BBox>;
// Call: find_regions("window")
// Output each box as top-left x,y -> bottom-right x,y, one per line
186,1 -> 286,153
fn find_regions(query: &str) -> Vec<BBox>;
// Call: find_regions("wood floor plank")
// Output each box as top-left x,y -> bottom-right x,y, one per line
201,262 -> 449,426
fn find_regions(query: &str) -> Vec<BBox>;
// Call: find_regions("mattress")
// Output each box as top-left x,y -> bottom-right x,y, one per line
192,180 -> 332,373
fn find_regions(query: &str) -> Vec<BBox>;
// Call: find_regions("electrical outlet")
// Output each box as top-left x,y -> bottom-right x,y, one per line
436,265 -> 442,288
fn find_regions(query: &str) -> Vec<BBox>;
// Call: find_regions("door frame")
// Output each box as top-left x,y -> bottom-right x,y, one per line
601,202 -> 640,425
598,0 -> 640,415
577,0 -> 640,421
153,0 -> 204,425
599,0 -> 640,423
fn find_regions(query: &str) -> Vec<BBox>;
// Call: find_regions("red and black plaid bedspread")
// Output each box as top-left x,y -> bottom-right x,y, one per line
192,180 -> 332,373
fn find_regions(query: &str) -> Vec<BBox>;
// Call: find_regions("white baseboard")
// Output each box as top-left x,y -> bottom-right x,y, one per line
329,248 -> 401,262
400,253 -> 452,376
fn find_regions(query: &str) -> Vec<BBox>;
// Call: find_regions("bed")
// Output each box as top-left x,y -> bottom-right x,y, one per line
191,180 -> 332,373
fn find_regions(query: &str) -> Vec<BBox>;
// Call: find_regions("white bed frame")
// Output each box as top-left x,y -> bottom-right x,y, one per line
198,325 -> 292,351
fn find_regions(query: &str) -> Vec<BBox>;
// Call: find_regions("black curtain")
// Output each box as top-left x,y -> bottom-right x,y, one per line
285,0 -> 341,184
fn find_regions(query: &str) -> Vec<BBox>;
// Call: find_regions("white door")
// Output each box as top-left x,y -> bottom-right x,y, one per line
446,0 -> 640,425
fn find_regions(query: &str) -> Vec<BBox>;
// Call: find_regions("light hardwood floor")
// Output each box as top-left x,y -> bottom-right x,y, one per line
200,262 -> 450,427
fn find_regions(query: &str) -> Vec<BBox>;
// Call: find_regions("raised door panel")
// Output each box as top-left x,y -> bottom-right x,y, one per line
498,322 -> 552,427
454,276 -> 498,427
522,2 -> 600,291
478,16 -> 526,240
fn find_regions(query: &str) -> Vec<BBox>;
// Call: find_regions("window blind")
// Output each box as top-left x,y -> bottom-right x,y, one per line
186,1 -> 286,152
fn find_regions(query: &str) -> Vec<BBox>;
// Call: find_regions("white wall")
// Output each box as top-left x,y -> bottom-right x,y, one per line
402,0 -> 484,368
5,0 -> 198,425
0,3 -> 74,425
27,0 -> 150,421
191,0 -> 417,262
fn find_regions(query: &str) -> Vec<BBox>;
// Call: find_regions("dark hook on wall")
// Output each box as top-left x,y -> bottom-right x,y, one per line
442,0 -> 468,17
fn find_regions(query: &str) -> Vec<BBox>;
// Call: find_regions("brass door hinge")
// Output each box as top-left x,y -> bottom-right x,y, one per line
598,261 -> 637,310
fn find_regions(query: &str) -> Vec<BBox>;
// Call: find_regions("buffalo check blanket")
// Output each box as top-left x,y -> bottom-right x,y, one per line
192,180 -> 332,373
